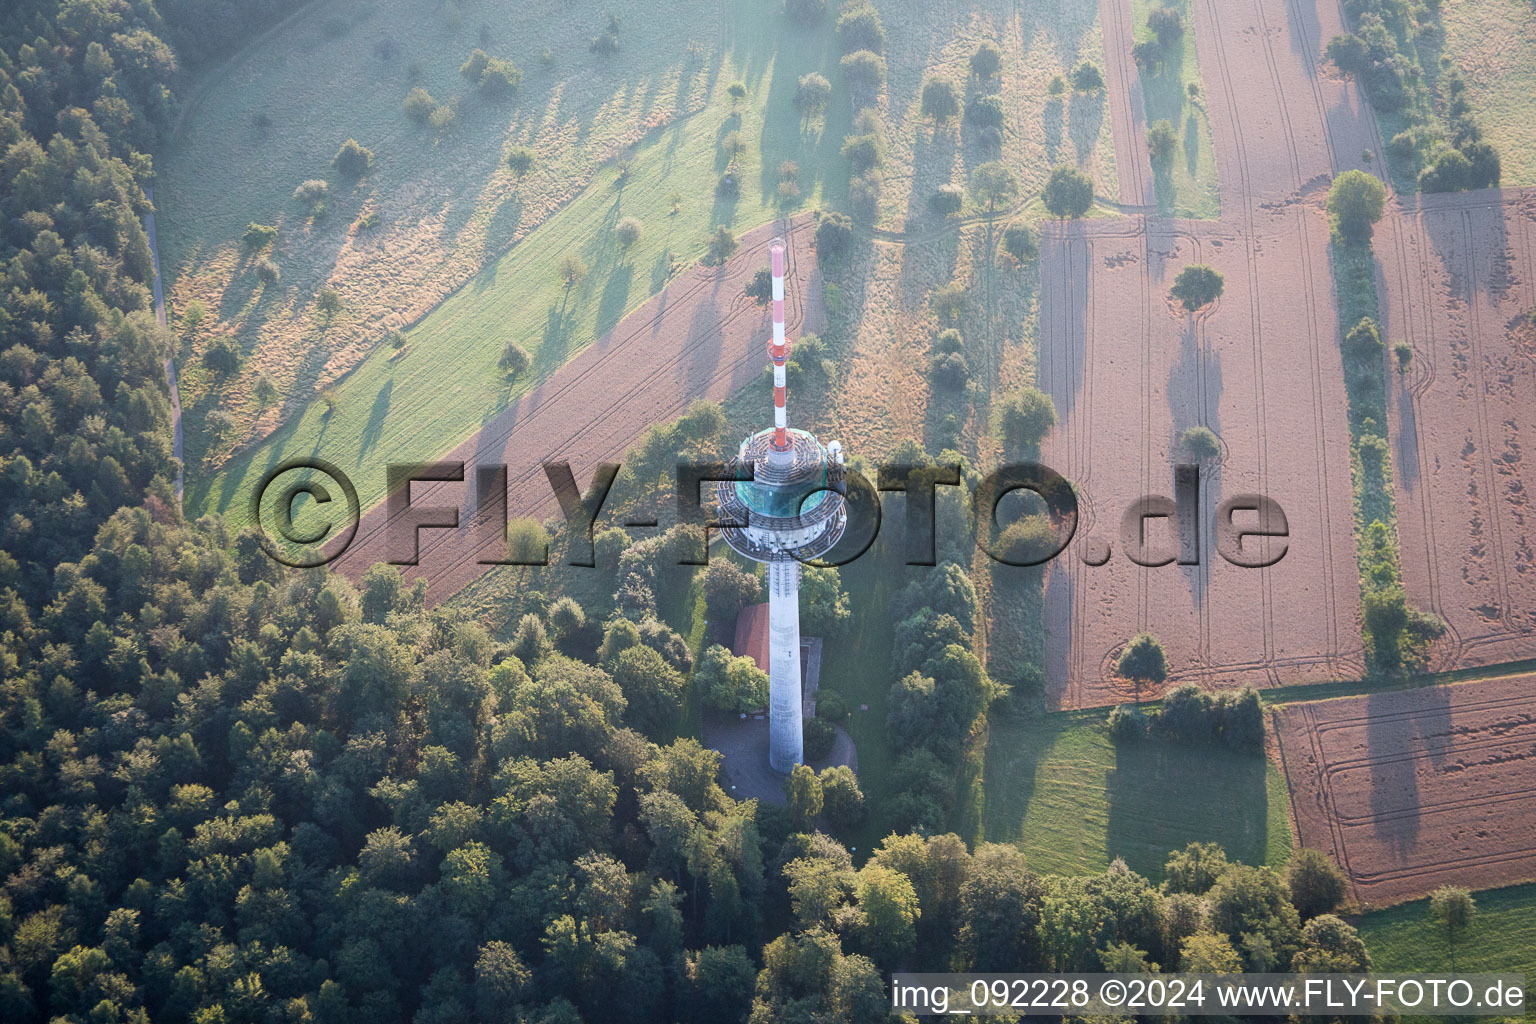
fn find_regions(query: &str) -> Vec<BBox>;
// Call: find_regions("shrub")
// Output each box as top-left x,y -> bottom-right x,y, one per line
777,179 -> 800,203
499,341 -> 530,376
745,268 -> 773,303
695,644 -> 769,713
429,103 -> 457,130
558,254 -> 587,289
841,132 -> 885,173
242,222 -> 277,251
929,184 -> 963,216
1386,130 -> 1416,162
1043,165 -> 1094,219
850,169 -> 883,221
1108,704 -> 1148,743
920,76 -> 961,123
966,93 -> 1005,130
837,4 -> 885,53
1071,61 -> 1104,91
403,87 -> 436,123
332,138 -> 373,178
1344,316 -> 1382,358
929,281 -> 966,322
1117,632 -> 1167,694
506,146 -> 535,179
316,287 -> 343,319
970,40 -> 1002,80
726,81 -> 747,106
1170,264 -> 1224,311
615,216 -> 642,248
999,386 -> 1056,450
794,72 -> 831,116
1393,341 -> 1413,373
591,26 -> 619,56
929,351 -> 969,389
816,212 -> 853,261
1179,425 -> 1221,460
255,258 -> 280,284
970,160 -> 1018,213
293,179 -> 329,211
1001,222 -> 1038,263
996,514 -> 1058,564
202,339 -> 241,377
817,690 -> 850,722
1148,118 -> 1178,163
1048,74 -> 1066,95
1326,169 -> 1386,242
1132,39 -> 1164,70
803,715 -> 837,760
477,56 -> 522,96
839,49 -> 886,93
707,226 -> 737,264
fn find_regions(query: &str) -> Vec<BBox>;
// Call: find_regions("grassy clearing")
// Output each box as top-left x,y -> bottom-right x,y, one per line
188,1 -> 853,528
982,713 -> 1292,878
1129,0 -> 1219,219
1358,883 -> 1536,995
1442,0 -> 1536,187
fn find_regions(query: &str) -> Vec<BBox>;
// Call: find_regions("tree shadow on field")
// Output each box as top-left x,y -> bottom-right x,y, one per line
1044,96 -> 1065,165
482,194 -> 525,257
534,304 -> 575,376
1106,742 -> 1269,879
1364,684 -> 1452,859
1068,91 -> 1106,165
360,378 -> 393,458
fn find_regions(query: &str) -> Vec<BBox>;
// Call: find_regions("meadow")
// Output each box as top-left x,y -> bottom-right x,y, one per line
1441,0 -> 1536,186
1129,0 -> 1219,219
1358,883 -> 1536,988
982,713 -> 1294,878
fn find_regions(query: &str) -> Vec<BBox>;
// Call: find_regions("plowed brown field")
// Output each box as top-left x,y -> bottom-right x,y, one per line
1275,675 -> 1536,906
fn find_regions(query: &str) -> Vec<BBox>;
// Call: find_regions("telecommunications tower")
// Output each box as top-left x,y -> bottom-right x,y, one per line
717,238 -> 848,773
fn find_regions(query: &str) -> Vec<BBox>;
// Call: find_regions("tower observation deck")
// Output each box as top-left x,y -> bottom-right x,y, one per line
715,238 -> 847,773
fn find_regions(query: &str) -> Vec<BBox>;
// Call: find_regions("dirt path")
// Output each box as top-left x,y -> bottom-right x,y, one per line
331,214 -> 822,602
144,187 -> 185,504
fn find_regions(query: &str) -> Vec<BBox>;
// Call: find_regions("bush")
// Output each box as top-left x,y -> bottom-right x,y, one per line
816,690 -> 850,722
1148,119 -> 1178,163
1386,130 -> 1417,161
1170,264 -> 1225,311
332,138 -> 373,178
920,76 -> 961,123
816,212 -> 853,261
695,644 -> 770,713
242,222 -> 277,251
1344,316 -> 1382,358
849,170 -> 883,221
1179,425 -> 1221,460
970,160 -> 1018,213
293,179 -> 329,211
707,226 -> 737,264
1001,222 -> 1038,263
201,339 -> 241,377
1326,169 -> 1386,242
1108,704 -> 1148,742
403,87 -> 437,123
999,386 -> 1056,450
966,93 -> 1005,130
615,216 -> 642,248
558,254 -> 587,288
929,351 -> 969,389
1071,61 -> 1104,91
929,184 -> 963,216
1043,166 -> 1094,219
839,49 -> 886,93
1132,39 -> 1164,70
929,281 -> 966,322
506,146 -> 535,178
1048,74 -> 1066,96
499,341 -> 530,376
590,28 -> 619,56
803,715 -> 837,760
970,40 -> 1002,80
841,132 -> 885,173
255,258 -> 280,284
429,103 -> 457,131
726,81 -> 747,106
794,72 -> 831,116
836,4 -> 885,53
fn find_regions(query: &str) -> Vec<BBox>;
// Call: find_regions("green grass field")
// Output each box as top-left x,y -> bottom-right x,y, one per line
1358,883 -> 1536,998
1442,0 -> 1536,187
982,714 -> 1292,878
1129,0 -> 1219,219
186,2 -> 852,529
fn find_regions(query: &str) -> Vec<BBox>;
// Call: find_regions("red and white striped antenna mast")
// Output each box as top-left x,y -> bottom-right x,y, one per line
768,238 -> 793,464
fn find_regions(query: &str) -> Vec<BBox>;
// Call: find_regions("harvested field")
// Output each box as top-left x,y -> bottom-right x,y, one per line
1378,190 -> 1536,671
1036,209 -> 1362,709
1274,674 -> 1536,906
325,215 -> 821,601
